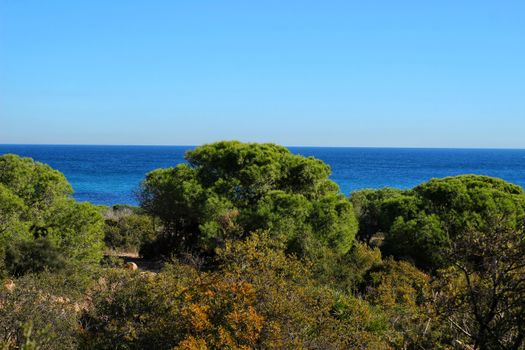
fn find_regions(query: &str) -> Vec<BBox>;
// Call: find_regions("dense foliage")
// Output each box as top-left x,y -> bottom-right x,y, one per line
2,143 -> 525,349
103,205 -> 157,253
351,175 -> 525,270
139,141 -> 358,258
0,155 -> 104,277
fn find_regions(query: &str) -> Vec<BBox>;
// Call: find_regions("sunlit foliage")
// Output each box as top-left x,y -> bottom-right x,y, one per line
139,141 -> 358,258
352,175 -> 525,271
0,154 -> 104,276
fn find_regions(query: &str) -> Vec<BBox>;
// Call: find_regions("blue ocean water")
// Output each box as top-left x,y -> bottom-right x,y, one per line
1,145 -> 525,206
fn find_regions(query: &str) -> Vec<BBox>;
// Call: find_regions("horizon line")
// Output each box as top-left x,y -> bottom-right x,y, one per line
1,143 -> 525,151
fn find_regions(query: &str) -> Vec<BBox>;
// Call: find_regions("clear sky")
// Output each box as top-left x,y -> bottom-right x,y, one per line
1,1 -> 524,147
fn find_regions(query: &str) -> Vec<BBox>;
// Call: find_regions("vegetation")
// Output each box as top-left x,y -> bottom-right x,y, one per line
0,154 -> 104,277
1,142 -> 525,349
434,226 -> 525,349
103,205 -> 156,253
139,141 -> 357,258
351,175 -> 525,271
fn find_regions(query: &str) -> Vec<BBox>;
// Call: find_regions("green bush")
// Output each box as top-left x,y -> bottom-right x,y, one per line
4,238 -> 66,277
103,206 -> 156,253
350,188 -> 405,244
311,242 -> 382,294
352,175 -> 525,271
0,270 -> 92,350
139,141 -> 358,258
0,154 -> 105,277
363,258 -> 437,348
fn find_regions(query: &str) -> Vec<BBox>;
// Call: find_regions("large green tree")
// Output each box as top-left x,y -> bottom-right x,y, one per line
352,175 -> 525,271
139,141 -> 358,257
0,154 -> 104,276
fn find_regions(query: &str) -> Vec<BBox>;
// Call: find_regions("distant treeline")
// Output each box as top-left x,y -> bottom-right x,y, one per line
1,141 -> 524,349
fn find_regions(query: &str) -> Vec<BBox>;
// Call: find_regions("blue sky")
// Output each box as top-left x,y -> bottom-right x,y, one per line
1,1 -> 524,147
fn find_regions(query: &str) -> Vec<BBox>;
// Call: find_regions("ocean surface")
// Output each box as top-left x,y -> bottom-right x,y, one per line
1,145 -> 525,206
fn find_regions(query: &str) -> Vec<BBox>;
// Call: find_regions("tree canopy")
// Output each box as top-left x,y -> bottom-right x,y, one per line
0,154 -> 104,276
351,175 -> 525,271
139,141 -> 358,257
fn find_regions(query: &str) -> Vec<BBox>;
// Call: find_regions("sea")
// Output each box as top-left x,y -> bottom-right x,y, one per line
1,144 -> 525,206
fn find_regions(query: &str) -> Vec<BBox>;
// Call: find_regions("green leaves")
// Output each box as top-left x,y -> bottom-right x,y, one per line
384,214 -> 448,271
0,154 -> 72,211
0,154 -> 105,276
140,141 -> 358,258
0,184 -> 29,242
353,175 -> 525,271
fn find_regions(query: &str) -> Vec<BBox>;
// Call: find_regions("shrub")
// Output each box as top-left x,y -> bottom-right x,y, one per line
4,238 -> 66,277
216,234 -> 389,349
312,242 -> 382,294
80,266 -> 265,350
350,188 -> 404,244
434,227 -> 525,349
0,270 -> 91,350
103,206 -> 156,253
82,234 -> 390,349
363,259 -> 438,348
